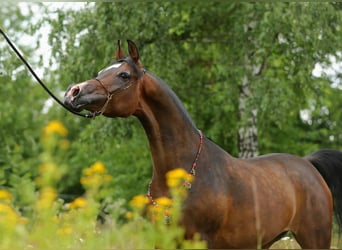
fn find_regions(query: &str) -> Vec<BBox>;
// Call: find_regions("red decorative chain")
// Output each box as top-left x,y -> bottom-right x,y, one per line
147,129 -> 203,203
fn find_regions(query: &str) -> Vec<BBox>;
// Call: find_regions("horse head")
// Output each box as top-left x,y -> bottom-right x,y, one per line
64,40 -> 145,117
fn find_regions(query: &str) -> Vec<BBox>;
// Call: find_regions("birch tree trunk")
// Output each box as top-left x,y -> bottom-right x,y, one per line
238,22 -> 260,159
238,74 -> 259,158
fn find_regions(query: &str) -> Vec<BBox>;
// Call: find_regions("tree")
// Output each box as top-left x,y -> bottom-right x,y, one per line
247,3 -> 342,155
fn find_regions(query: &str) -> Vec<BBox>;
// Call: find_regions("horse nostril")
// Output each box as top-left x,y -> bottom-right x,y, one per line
71,86 -> 80,97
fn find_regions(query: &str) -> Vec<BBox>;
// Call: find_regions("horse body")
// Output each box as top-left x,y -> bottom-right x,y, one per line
182,136 -> 332,248
134,70 -> 332,248
64,40 -> 342,248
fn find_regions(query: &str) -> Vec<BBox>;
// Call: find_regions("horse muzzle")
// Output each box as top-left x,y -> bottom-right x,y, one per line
64,81 -> 108,113
64,83 -> 86,112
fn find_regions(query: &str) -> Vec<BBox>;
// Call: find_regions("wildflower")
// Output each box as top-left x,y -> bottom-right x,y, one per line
81,162 -> 112,188
91,161 -> 106,174
130,195 -> 149,210
148,205 -> 163,219
154,197 -> 173,207
83,162 -> 106,176
0,189 -> 13,202
81,176 -> 97,186
166,168 -> 194,188
147,196 -> 173,223
0,203 -> 19,224
69,197 -> 87,209
37,187 -> 57,210
43,120 -> 68,137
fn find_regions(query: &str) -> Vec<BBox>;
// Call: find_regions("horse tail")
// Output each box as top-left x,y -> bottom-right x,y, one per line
306,149 -> 342,230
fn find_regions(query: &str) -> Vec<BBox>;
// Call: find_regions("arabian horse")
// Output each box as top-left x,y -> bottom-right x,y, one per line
64,40 -> 342,248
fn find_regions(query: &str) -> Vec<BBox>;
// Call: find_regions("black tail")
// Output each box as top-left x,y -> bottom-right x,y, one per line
306,149 -> 342,231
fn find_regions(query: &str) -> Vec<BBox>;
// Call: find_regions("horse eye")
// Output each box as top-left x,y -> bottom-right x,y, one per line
118,71 -> 130,80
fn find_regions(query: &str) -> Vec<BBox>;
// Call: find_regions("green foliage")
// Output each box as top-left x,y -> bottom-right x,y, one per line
0,5 -> 46,209
59,118 -> 151,201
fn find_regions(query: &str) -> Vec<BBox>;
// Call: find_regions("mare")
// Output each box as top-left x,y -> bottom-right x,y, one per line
64,40 -> 342,248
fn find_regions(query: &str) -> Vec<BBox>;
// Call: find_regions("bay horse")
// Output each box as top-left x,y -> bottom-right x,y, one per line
64,40 -> 342,248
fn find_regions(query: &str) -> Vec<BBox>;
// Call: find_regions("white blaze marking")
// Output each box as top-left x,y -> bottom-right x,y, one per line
97,63 -> 122,75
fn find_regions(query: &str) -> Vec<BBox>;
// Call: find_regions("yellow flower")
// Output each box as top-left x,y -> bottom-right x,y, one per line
129,195 -> 150,209
37,187 -> 57,209
0,190 -> 13,202
83,162 -> 107,176
147,204 -> 167,223
0,203 -> 19,224
166,168 -> 194,188
167,168 -> 188,179
81,175 -> 101,187
90,161 -> 106,174
81,162 -> 112,188
154,197 -> 173,207
43,120 -> 68,137
69,197 -> 87,209
83,167 -> 94,176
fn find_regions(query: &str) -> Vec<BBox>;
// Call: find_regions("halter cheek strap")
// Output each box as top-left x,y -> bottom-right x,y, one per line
93,69 -> 146,117
94,78 -> 114,117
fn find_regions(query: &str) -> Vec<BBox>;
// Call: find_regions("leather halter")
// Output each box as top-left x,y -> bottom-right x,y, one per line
93,78 -> 133,117
91,58 -> 146,117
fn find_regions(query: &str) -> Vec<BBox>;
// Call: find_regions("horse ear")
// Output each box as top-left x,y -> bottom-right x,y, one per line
127,40 -> 140,63
115,40 -> 125,60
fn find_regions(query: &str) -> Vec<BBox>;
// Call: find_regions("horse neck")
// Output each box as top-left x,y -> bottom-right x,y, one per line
134,73 -> 200,196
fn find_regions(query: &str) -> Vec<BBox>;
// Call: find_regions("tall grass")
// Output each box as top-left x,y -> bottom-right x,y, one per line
0,120 -> 206,249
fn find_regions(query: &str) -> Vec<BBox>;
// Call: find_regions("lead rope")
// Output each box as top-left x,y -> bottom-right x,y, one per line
0,27 -> 96,118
